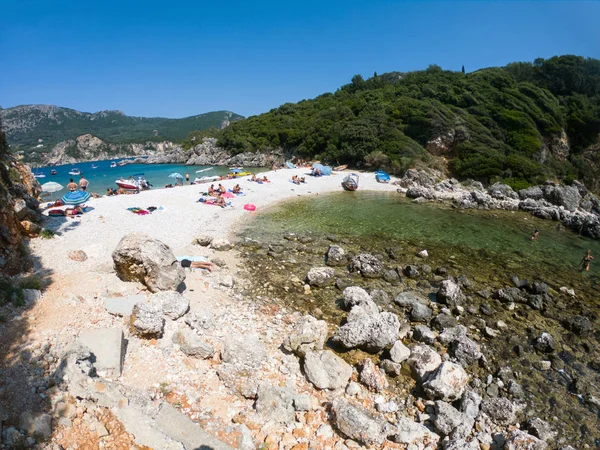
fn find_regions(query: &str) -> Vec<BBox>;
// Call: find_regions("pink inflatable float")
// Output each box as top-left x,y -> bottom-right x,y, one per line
243,204 -> 256,211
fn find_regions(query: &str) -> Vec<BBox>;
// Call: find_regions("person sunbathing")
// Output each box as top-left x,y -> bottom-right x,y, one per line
217,183 -> 226,193
233,184 -> 242,194
65,205 -> 85,216
262,176 -> 269,182
179,259 -> 214,271
300,177 -> 306,183
251,174 -> 258,182
292,175 -> 300,185
214,194 -> 227,207
208,184 -> 217,196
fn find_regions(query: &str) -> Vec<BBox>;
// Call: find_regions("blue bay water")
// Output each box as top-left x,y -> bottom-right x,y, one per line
35,159 -> 267,199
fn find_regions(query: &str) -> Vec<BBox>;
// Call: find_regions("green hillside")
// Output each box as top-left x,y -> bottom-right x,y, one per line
1,105 -> 243,151
213,55 -> 600,190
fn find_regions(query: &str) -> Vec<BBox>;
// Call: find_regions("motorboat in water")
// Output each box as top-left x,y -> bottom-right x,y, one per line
51,170 -> 57,175
69,168 -> 81,176
91,164 -> 99,169
34,172 -> 46,178
110,162 -> 117,168
342,173 -> 359,191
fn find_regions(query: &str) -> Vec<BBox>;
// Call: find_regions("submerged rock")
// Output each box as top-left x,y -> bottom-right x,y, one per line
307,267 -> 335,287
326,245 -> 347,266
350,253 -> 383,278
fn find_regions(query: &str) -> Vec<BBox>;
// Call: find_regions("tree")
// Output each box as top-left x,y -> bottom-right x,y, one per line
462,65 -> 465,74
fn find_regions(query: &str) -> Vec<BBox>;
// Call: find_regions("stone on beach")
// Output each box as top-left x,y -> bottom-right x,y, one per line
112,233 -> 185,293
283,314 -> 328,356
130,300 -> 165,338
303,350 -> 352,390
331,399 -> 397,446
333,311 -> 400,352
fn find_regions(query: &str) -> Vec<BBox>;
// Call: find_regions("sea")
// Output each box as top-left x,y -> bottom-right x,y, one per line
34,158 -> 267,199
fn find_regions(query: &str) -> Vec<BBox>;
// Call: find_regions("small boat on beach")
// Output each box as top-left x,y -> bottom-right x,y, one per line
69,168 -> 81,176
375,170 -> 390,183
342,173 -> 359,191
334,164 -> 348,171
110,162 -> 117,168
193,175 -> 221,184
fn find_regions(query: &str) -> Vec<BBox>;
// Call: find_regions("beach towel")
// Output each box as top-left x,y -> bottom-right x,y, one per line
227,189 -> 246,196
222,192 -> 235,198
127,207 -> 150,215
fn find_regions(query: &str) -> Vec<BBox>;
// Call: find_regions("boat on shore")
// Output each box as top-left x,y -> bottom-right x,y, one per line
69,168 -> 81,176
342,173 -> 359,191
193,175 -> 221,184
375,170 -> 390,183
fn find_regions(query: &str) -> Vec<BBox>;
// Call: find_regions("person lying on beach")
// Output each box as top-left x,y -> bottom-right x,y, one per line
214,194 -> 227,208
233,184 -> 242,194
261,176 -> 270,183
106,188 -> 118,196
300,177 -> 306,183
65,205 -> 85,216
179,259 -> 214,271
251,174 -> 258,182
208,184 -> 217,196
292,175 -> 300,185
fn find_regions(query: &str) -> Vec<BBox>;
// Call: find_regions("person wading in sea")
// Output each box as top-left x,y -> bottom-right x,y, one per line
581,249 -> 595,272
79,174 -> 89,191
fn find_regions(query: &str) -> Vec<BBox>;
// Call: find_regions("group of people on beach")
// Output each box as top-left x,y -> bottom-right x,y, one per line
67,175 -> 89,192
530,228 -> 595,271
291,175 -> 307,185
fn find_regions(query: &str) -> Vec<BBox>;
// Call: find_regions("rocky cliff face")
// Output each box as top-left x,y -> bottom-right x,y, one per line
0,147 -> 42,275
136,137 -> 285,167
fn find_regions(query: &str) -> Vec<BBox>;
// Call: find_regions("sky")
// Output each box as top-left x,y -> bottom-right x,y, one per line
1,0 -> 599,118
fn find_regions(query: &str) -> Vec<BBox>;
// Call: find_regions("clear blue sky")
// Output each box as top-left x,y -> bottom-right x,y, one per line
1,0 -> 598,118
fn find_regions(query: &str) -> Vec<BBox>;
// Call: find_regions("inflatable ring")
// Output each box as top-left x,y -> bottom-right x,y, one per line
243,204 -> 256,211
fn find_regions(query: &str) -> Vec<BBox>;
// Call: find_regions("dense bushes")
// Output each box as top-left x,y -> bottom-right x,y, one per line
196,56 -> 600,185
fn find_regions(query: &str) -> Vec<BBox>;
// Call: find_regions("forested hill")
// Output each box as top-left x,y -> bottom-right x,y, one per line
213,55 -> 600,190
1,105 -> 243,158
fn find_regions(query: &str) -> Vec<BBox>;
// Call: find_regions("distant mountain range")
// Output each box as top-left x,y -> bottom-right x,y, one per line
0,105 -> 243,163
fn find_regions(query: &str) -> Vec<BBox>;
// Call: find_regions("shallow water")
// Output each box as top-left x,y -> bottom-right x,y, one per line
242,191 -> 600,284
35,160 -> 267,199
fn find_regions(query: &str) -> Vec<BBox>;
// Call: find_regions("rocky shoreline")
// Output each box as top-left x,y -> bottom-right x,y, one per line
395,169 -> 600,240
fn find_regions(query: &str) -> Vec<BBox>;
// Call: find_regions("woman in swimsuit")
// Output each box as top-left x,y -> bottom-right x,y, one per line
581,249 -> 594,271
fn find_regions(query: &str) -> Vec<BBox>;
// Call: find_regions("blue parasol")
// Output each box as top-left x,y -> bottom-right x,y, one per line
61,190 -> 91,205
168,172 -> 183,179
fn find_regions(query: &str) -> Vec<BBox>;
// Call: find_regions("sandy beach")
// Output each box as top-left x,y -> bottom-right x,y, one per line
32,168 -> 398,274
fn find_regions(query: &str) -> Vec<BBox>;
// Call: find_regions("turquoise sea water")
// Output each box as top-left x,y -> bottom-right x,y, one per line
35,159 -> 266,199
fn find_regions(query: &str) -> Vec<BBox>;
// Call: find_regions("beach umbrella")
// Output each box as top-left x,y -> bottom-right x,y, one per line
41,182 -> 64,193
168,172 -> 183,179
61,190 -> 91,205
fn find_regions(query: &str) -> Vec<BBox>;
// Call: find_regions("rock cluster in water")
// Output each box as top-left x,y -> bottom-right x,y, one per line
397,168 -> 600,239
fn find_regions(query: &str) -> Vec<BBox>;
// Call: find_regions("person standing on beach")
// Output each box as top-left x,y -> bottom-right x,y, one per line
67,178 -> 78,192
581,249 -> 594,271
185,173 -> 190,184
79,175 -> 89,191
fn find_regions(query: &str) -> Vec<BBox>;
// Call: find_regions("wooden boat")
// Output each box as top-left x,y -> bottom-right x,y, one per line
334,164 -> 348,171
342,173 -> 359,191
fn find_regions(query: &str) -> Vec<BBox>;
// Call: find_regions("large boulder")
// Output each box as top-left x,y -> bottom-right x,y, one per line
350,253 -> 383,278
130,300 -> 165,338
112,233 -> 185,293
343,286 -> 373,309
359,358 -> 389,392
333,311 -> 400,352
149,291 -> 189,320
307,267 -> 335,287
518,186 -> 544,200
423,362 -> 469,401
283,315 -> 328,356
433,401 -> 467,436
303,350 -> 352,390
543,185 -> 581,211
480,397 -> 517,426
331,399 -> 397,446
488,182 -> 518,200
